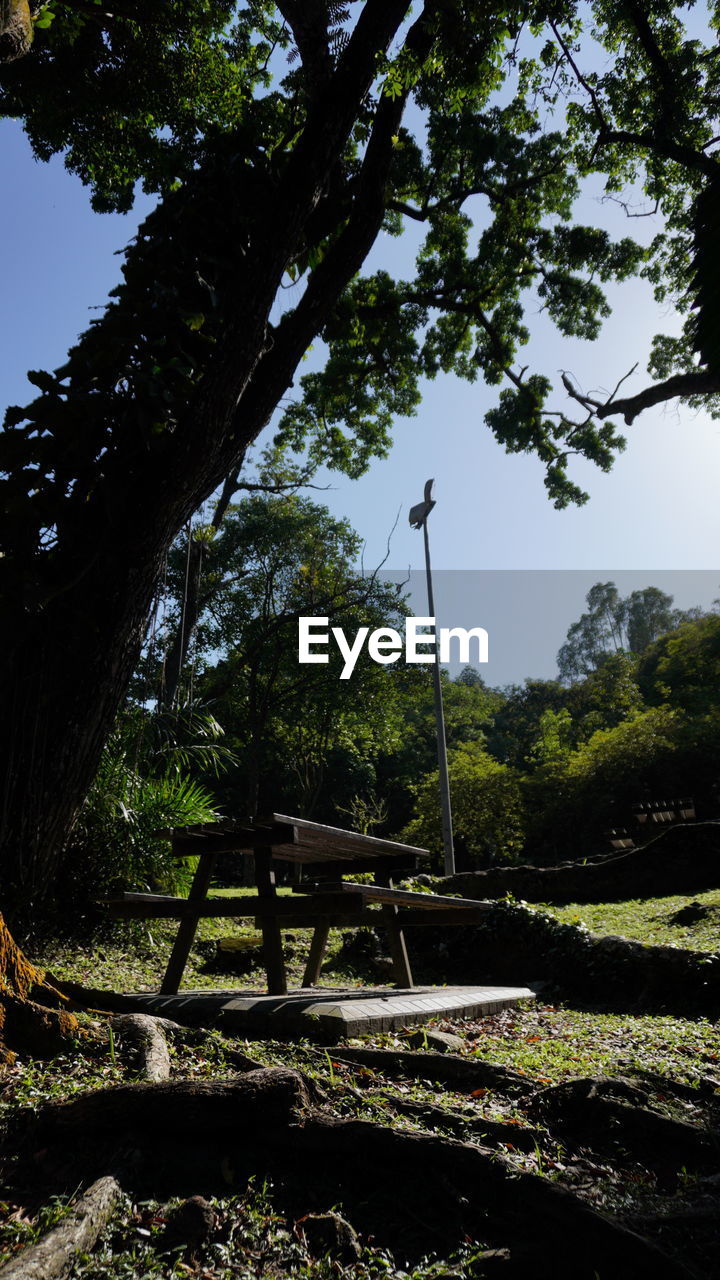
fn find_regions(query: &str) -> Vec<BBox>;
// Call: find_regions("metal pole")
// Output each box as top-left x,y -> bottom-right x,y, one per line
422,518 -> 455,877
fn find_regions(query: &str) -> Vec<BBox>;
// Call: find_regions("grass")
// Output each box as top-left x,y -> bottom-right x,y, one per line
37,885 -> 381,996
0,1195 -> 77,1267
540,889 -> 720,952
458,1003 -> 720,1085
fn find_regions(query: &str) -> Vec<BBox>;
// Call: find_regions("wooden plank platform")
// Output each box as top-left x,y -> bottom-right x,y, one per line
101,985 -> 535,1042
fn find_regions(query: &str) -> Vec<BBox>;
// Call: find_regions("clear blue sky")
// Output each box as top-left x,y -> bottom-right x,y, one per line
3,111 -> 719,681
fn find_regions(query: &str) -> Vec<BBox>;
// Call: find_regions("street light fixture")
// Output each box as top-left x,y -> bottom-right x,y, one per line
409,479 -> 455,876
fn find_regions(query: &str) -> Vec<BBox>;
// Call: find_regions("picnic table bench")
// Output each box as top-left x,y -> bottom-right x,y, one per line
105,813 -> 492,996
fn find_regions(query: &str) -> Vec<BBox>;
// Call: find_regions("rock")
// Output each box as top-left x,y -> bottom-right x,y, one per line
331,928 -> 392,979
163,1195 -> 216,1257
296,1211 -> 361,1262
406,1028 -> 465,1053
525,978 -> 551,995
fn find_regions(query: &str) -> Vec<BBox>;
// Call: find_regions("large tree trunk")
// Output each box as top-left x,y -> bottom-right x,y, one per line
1,533 -> 168,923
160,466 -> 242,709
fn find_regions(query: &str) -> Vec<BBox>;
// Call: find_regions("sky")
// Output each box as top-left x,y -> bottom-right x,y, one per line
2,57 -> 720,685
391,570 -> 720,686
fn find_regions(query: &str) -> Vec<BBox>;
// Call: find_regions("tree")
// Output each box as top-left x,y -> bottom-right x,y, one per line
557,581 -> 697,682
3,1 -> 720,930
564,651 -> 644,742
637,613 -> 720,715
157,492 -> 409,819
486,679 -> 567,768
404,740 -> 525,865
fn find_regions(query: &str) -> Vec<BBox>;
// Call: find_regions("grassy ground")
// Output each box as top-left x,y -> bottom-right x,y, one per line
3,888 -> 718,1278
37,884 -> 720,997
38,890 -> 376,995
540,888 -> 720,952
2,998 -> 719,1276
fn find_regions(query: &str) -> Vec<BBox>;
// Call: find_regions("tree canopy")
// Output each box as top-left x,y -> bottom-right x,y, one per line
557,580 -> 702,681
3,1 -> 720,913
152,492 -> 411,818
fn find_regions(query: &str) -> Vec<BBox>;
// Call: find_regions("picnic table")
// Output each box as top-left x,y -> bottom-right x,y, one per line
106,813 -> 492,996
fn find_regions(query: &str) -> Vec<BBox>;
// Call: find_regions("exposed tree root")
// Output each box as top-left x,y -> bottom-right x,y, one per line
530,1076 -> 720,1180
38,1068 -> 318,1145
0,916 -> 86,1064
15,1067 -> 695,1279
0,1175 -> 123,1279
108,1014 -> 170,1082
625,1209 -> 720,1229
626,1065 -> 720,1101
288,1115 -> 694,1277
331,1047 -> 531,1094
376,1091 -> 544,1152
0,997 -> 83,1065
38,977 -> 155,1016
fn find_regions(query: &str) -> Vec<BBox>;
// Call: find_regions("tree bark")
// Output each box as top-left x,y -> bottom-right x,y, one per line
0,0 -> 33,62
160,464 -> 242,709
0,1177 -> 122,1280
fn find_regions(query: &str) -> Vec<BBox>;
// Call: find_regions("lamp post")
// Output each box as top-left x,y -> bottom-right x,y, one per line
409,479 -> 455,876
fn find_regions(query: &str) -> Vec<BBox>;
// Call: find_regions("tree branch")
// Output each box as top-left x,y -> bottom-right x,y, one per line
561,368 -> 720,424
387,165 -> 564,223
623,0 -> 679,140
275,0 -> 333,98
550,20 -> 718,180
226,4 -> 437,451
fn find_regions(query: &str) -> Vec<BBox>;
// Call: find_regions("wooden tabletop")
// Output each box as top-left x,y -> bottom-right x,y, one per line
162,813 -> 431,865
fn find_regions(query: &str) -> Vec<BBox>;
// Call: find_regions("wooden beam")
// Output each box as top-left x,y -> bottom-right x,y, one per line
395,908 -> 493,927
105,892 -> 364,919
269,812 -> 430,860
160,852 -> 216,995
161,814 -> 430,863
293,882 -> 491,909
374,872 -> 413,988
171,821 -> 294,858
255,847 -> 287,996
255,910 -> 380,929
302,920 -> 331,987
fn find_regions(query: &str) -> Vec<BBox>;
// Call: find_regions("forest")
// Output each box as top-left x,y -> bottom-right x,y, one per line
1,2 -> 720,1278
58,511 -> 720,912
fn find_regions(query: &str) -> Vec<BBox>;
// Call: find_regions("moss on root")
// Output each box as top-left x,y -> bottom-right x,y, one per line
0,914 -> 83,1063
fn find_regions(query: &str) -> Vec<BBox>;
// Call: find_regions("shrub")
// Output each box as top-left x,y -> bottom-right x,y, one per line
403,742 -> 525,864
57,729 -> 219,922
